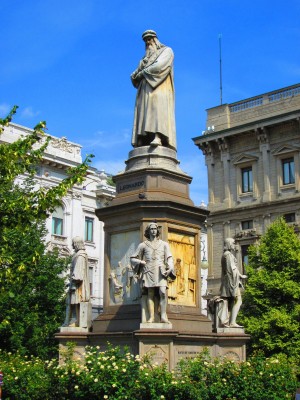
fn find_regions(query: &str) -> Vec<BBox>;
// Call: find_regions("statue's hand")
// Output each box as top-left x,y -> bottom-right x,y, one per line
140,260 -> 146,267
240,274 -> 247,279
131,70 -> 143,88
135,71 -> 144,81
163,267 -> 174,278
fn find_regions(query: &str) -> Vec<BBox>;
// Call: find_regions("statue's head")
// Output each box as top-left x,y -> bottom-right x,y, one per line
142,30 -> 157,41
144,222 -> 160,239
72,236 -> 85,251
224,238 -> 235,252
141,30 -> 163,54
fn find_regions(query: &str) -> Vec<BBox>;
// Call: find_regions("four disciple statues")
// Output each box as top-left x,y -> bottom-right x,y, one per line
131,30 -> 176,150
131,223 -> 176,324
64,237 -> 90,328
220,238 -> 247,328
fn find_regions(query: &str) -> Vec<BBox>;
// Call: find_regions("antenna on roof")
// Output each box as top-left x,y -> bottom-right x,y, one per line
219,33 -> 223,105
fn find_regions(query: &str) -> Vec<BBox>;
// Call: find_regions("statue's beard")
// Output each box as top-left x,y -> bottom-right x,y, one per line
146,43 -> 157,57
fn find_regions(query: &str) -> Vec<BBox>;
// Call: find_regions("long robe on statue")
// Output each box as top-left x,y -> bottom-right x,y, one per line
220,250 -> 241,298
132,46 -> 176,150
70,249 -> 90,304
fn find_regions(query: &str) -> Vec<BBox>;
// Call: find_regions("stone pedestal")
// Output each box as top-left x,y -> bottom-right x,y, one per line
56,145 -> 249,367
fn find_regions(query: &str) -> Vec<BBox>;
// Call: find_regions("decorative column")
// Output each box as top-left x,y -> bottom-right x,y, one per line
206,222 -> 214,279
198,142 -> 215,206
218,138 -> 231,208
262,213 -> 271,233
223,220 -> 231,239
257,128 -> 271,202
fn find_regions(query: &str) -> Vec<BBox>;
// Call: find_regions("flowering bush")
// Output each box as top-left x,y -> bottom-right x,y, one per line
0,346 -> 298,399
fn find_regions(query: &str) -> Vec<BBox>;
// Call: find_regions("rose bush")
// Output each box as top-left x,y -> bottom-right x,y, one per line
0,346 -> 298,399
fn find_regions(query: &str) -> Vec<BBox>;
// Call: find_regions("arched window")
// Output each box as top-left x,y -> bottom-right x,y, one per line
52,206 -> 64,235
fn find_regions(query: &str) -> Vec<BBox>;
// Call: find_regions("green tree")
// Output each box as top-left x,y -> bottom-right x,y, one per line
240,218 -> 300,361
0,107 -> 93,357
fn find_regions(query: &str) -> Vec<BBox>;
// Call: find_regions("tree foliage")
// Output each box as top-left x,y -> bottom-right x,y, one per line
0,107 -> 93,357
240,218 -> 300,361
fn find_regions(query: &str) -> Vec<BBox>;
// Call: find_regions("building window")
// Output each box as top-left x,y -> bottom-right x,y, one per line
241,220 -> 253,230
282,158 -> 295,185
284,213 -> 296,223
241,167 -> 253,193
85,217 -> 94,242
52,206 -> 64,235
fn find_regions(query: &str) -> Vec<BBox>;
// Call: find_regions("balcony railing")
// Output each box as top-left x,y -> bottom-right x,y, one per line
268,86 -> 300,102
230,97 -> 263,113
230,84 -> 300,113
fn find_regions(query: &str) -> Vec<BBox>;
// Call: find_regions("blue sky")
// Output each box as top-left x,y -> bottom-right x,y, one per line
1,1 -> 300,205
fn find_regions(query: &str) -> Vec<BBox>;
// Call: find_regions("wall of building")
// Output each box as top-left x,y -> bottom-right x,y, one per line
2,123 -> 116,318
194,84 -> 300,295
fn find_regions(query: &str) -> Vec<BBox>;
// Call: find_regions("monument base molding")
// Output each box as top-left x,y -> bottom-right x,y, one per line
56,329 -> 250,369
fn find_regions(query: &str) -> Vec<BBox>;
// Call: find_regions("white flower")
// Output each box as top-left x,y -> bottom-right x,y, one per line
75,385 -> 79,390
94,378 -> 98,383
271,359 -> 279,364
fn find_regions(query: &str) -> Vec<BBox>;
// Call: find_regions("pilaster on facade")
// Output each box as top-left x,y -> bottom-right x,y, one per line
206,223 -> 214,280
218,138 -> 231,208
223,220 -> 231,239
196,141 -> 216,206
262,213 -> 271,233
256,127 -> 271,202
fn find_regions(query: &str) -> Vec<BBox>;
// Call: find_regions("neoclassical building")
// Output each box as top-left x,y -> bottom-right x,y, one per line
193,83 -> 300,294
1,122 -> 115,317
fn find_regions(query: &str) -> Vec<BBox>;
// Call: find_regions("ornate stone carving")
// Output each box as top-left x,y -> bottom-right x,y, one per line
51,137 -> 75,153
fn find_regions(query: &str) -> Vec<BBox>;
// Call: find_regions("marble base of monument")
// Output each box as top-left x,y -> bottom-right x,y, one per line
57,328 -> 249,369
60,326 -> 89,333
216,327 -> 245,334
57,144 -> 250,368
140,322 -> 173,330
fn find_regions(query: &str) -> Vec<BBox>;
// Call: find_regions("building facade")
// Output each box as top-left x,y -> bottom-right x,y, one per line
1,122 -> 115,317
193,83 -> 300,294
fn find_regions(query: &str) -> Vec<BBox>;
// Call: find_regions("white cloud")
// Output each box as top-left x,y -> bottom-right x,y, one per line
93,159 -> 125,175
0,103 -> 11,117
81,128 -> 131,150
20,106 -> 40,119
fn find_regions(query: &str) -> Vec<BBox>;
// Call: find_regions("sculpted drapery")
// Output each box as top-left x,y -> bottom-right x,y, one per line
71,248 -> 90,304
130,239 -> 173,289
131,30 -> 176,150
